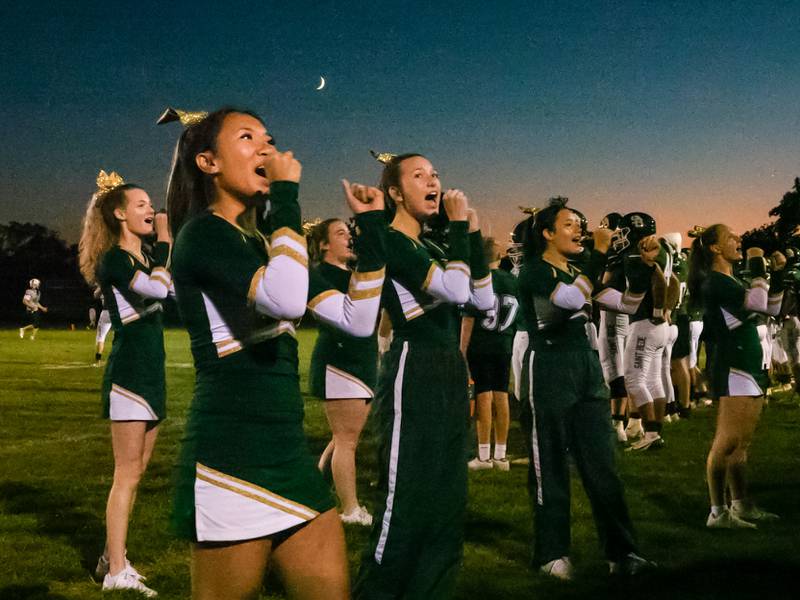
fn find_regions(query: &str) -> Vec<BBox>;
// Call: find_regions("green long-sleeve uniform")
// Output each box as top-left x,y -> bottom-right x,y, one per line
98,242 -> 170,420
517,253 -> 638,566
702,261 -> 783,399
308,211 -> 387,399
171,182 -> 334,542
355,222 -> 492,600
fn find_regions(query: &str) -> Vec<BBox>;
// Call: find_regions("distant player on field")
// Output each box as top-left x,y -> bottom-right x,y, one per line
19,278 -> 47,340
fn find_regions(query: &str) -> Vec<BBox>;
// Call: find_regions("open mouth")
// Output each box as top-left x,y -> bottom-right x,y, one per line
144,217 -> 154,225
425,192 -> 438,202
255,166 -> 267,178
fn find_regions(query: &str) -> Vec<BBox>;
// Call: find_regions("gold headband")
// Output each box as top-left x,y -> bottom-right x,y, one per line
157,107 -> 209,127
519,206 -> 540,216
95,170 -> 125,196
370,149 -> 397,165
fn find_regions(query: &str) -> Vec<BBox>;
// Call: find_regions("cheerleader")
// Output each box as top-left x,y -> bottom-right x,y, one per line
517,198 -> 651,579
164,107 -> 381,599
308,191 -> 388,527
687,224 -> 784,528
78,171 -> 170,597
354,153 -> 493,599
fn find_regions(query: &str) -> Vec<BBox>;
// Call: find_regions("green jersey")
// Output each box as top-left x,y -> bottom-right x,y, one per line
381,221 -> 493,346
467,268 -> 519,355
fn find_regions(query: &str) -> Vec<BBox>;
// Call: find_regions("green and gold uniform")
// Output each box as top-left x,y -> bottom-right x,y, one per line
672,253 -> 692,359
98,242 -> 171,421
702,259 -> 783,399
354,221 -> 493,600
518,252 -> 638,566
308,212 -> 387,400
171,182 -> 335,542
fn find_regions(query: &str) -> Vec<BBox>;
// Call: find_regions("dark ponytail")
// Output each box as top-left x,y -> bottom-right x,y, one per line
687,224 -> 723,308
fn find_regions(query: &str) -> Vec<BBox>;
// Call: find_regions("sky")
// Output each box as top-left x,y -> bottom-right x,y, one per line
2,0 -> 800,246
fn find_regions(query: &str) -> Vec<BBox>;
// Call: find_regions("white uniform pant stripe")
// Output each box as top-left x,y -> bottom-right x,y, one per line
375,341 -> 409,564
527,351 -> 543,505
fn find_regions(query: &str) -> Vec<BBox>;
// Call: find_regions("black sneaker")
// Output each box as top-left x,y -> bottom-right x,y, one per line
609,552 -> 656,576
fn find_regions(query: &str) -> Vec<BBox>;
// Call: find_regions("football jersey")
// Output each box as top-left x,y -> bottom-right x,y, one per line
467,268 -> 519,355
23,288 -> 41,311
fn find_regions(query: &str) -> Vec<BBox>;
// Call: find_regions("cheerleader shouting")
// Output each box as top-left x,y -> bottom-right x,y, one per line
354,153 -> 493,599
688,225 -> 785,528
164,107 -> 383,599
518,198 -> 652,579
79,171 -> 171,597
308,188 -> 388,527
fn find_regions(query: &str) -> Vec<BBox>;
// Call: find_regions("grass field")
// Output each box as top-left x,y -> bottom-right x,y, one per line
1,328 -> 799,599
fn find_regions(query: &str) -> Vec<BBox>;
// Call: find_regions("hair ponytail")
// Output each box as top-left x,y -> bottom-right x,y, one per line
687,224 -> 723,308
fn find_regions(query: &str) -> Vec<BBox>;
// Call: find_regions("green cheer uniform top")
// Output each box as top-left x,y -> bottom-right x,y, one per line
702,258 -> 784,399
97,241 -> 171,421
308,211 -> 387,400
171,181 -> 334,543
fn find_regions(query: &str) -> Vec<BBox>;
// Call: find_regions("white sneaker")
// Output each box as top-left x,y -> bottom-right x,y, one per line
103,565 -> 157,597
614,422 -> 628,443
702,398 -> 713,406
706,508 -> 757,529
625,422 -> 644,441
492,458 -> 510,471
19,328 -> 24,338
467,457 -> 493,471
95,554 -> 143,581
730,504 -> 779,522
663,414 -> 672,424
625,433 -> 664,452
340,506 -> 373,526
540,556 -> 573,580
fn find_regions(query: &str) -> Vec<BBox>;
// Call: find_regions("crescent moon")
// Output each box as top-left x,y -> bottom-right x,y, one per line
316,76 -> 326,91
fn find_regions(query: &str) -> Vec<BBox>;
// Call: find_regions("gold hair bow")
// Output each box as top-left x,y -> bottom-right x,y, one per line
687,225 -> 706,238
302,218 -> 322,236
157,107 -> 209,127
518,206 -> 540,216
96,170 -> 125,196
370,150 -> 397,165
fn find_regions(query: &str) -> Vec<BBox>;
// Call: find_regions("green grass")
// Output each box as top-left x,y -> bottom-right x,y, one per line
1,329 -> 799,599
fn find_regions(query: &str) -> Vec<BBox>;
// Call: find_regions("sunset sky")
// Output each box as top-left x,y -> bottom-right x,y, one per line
2,1 -> 799,246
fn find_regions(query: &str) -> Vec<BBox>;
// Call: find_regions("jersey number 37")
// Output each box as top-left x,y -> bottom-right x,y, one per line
480,294 -> 519,333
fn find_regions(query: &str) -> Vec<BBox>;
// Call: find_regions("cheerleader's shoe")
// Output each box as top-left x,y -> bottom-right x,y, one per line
706,508 -> 757,529
467,458 -> 493,471
492,458 -> 510,471
614,422 -> 628,443
95,553 -> 143,582
540,556 -> 573,581
730,504 -> 779,522
340,506 -> 373,526
103,565 -> 157,597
